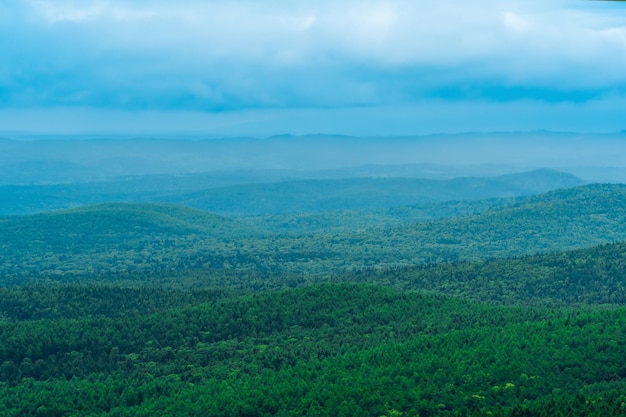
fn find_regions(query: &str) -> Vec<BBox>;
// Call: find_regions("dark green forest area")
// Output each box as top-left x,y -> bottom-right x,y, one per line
3,181 -> 626,416
2,284 -> 626,416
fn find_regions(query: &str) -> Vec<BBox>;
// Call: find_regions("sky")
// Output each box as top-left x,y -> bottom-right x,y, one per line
1,0 -> 626,136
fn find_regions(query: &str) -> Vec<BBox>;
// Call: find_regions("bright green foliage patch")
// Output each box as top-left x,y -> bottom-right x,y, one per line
1,284 -> 626,416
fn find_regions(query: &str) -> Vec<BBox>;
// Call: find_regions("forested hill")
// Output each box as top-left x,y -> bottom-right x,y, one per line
2,183 -> 626,281
3,180 -> 626,415
349,240 -> 626,307
165,169 -> 582,214
2,283 -> 626,416
5,238 -> 626,309
2,132 -> 623,184
0,168 -> 582,215
0,203 -> 254,279
0,202 -> 248,237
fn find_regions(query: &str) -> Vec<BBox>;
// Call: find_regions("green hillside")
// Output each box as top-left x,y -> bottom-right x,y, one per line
0,168 -> 582,215
347,240 -> 626,307
0,203 -> 252,279
342,183 -> 626,267
180,183 -> 626,275
0,202 -> 247,243
2,184 -> 626,281
172,170 -> 580,214
3,180 -> 626,416
1,284 -> 626,416
241,197 -> 516,235
101,236 -> 626,308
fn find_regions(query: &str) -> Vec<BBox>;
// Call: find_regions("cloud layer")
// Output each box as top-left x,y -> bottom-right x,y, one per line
1,0 -> 626,133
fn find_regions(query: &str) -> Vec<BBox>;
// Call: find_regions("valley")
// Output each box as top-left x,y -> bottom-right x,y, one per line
5,0 -> 626,414
2,153 -> 626,416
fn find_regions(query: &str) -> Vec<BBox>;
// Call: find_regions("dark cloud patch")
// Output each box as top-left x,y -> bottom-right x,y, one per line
0,0 -> 625,132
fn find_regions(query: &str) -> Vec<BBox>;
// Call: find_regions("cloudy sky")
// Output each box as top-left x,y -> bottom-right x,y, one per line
1,0 -> 626,136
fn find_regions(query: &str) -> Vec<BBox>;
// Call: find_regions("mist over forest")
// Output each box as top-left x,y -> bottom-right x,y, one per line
2,131 -> 626,185
4,130 -> 626,415
5,0 -> 626,414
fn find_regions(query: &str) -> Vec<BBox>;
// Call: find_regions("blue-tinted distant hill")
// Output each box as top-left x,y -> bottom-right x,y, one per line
171,169 -> 582,214
2,132 -> 626,184
0,168 -> 582,215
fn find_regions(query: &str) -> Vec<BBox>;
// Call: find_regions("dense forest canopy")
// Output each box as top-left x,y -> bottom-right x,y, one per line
2,183 -> 626,281
2,284 -> 626,416
5,0 -> 626,412
3,165 -> 626,416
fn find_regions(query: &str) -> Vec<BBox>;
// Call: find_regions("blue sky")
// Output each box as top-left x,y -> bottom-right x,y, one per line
1,0 -> 626,136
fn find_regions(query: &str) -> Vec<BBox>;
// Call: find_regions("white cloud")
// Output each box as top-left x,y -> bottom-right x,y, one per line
1,0 -> 626,112
502,11 -> 531,34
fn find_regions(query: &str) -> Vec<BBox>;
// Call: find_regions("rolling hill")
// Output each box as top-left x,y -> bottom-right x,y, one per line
1,153 -> 626,416
2,183 -> 626,282
0,203 -> 253,280
169,169 -> 582,214
0,168 -> 582,215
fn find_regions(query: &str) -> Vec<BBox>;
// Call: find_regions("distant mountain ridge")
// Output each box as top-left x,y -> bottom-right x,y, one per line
169,169 -> 583,214
0,168 -> 583,215
2,131 -> 626,184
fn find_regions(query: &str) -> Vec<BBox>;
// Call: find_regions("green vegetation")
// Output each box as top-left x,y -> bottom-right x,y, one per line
2,184 -> 626,281
0,168 -> 582,215
2,284 -> 626,416
170,170 -> 580,214
346,240 -> 626,307
3,181 -> 626,415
